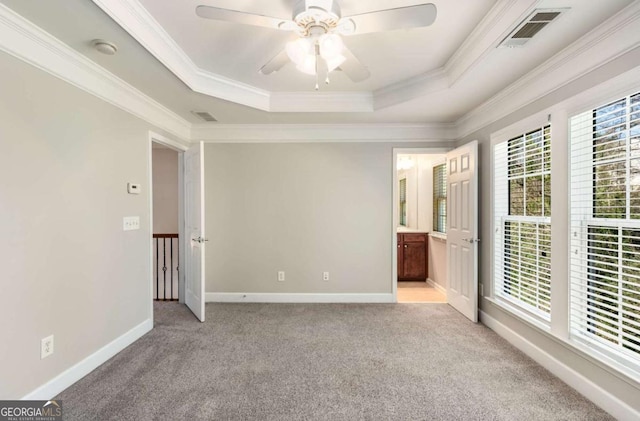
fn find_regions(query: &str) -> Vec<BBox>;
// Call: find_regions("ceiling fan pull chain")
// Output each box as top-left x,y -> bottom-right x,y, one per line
325,61 -> 330,85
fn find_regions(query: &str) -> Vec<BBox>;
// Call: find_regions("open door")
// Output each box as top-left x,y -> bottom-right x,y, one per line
184,142 -> 205,322
446,141 -> 479,322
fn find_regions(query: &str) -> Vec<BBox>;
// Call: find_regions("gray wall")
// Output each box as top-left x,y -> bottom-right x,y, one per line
152,147 -> 179,234
204,142 -> 450,294
0,52 -> 167,398
428,237 -> 447,290
459,47 -> 640,413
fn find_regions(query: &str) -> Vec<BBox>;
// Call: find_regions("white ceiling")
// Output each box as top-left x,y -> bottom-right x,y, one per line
136,0 -> 495,92
0,0 -> 635,125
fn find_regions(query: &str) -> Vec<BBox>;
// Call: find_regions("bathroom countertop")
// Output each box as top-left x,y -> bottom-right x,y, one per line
396,227 -> 428,233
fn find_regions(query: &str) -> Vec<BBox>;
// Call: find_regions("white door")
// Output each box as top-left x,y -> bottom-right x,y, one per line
446,141 -> 479,322
184,142 -> 205,322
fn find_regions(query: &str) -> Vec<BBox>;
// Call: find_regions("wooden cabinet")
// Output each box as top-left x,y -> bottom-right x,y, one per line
397,233 -> 428,281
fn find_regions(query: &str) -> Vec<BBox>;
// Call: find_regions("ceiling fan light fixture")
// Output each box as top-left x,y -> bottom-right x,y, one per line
326,54 -> 346,72
286,38 -> 312,65
318,33 -> 343,60
296,55 -> 317,75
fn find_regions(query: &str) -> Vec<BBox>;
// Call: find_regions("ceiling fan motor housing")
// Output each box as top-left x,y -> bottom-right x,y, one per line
292,0 -> 343,36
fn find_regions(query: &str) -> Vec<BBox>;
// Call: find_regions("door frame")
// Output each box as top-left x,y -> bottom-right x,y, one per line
148,131 -> 189,321
392,147 -> 451,303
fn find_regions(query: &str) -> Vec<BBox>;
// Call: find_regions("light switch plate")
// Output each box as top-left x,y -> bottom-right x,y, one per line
123,216 -> 140,231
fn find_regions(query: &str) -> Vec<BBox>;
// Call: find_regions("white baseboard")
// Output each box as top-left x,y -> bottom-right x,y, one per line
206,293 -> 395,303
22,318 -> 153,400
480,311 -> 639,421
427,278 -> 447,295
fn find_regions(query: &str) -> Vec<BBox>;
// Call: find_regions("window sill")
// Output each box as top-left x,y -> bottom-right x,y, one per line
429,232 -> 447,241
485,296 -> 551,333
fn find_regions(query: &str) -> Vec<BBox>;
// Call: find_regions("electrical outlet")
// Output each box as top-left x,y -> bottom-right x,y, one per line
123,216 -> 140,231
41,335 -> 54,359
278,271 -> 285,282
323,272 -> 330,281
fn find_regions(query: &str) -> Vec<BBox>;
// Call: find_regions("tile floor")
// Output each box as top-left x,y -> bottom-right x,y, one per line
397,281 -> 447,303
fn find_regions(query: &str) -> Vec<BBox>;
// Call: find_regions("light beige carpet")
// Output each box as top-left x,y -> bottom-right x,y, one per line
55,302 -> 612,420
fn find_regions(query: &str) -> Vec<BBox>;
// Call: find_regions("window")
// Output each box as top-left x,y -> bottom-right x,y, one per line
399,178 -> 407,226
494,125 -> 552,319
433,163 -> 447,233
570,92 -> 640,364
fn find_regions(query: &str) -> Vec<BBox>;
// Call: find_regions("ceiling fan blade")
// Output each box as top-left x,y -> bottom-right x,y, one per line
196,5 -> 293,30
260,49 -> 290,75
344,3 -> 437,35
339,46 -> 370,83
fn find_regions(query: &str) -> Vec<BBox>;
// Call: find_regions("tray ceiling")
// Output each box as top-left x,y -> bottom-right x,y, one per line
0,0 -> 635,124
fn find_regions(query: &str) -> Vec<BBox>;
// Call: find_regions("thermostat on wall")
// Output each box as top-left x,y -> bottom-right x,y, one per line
127,183 -> 141,194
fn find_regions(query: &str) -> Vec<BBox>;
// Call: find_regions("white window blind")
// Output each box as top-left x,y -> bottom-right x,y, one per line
570,92 -> 640,363
433,163 -> 447,233
494,125 -> 552,319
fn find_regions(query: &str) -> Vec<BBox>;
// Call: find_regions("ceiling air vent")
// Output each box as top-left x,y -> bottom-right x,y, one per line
191,111 -> 218,122
499,9 -> 567,48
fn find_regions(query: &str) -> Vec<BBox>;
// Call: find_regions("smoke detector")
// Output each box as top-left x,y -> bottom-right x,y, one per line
92,39 -> 118,55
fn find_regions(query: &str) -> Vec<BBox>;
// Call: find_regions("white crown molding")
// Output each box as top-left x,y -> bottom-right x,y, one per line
374,68 -> 449,110
91,0 -> 272,111
192,123 -> 457,142
0,3 -> 452,144
0,3 -> 191,142
373,0 -> 537,110
90,0 -> 535,114
455,0 -> 640,139
270,92 -> 373,113
92,0 -> 375,113
2,0 -> 639,145
444,0 -> 537,85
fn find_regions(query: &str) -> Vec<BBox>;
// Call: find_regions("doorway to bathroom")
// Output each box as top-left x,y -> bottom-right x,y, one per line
395,150 -> 448,303
392,143 -> 480,322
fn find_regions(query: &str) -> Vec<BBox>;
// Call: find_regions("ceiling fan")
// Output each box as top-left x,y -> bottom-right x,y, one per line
196,0 -> 437,89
